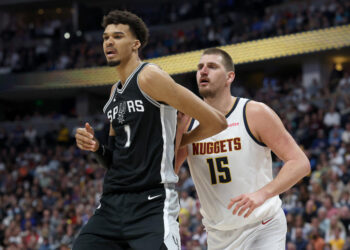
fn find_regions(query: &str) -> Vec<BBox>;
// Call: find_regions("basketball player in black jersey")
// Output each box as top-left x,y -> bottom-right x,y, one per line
73,10 -> 227,250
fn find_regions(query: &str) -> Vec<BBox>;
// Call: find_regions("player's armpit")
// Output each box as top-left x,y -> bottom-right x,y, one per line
138,65 -> 227,146
175,146 -> 188,174
109,123 -> 116,136
174,112 -> 191,174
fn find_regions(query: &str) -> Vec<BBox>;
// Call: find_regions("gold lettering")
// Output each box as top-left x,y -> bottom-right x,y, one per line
214,142 -> 220,153
200,143 -> 206,154
220,140 -> 227,153
192,143 -> 199,155
234,138 -> 241,150
226,139 -> 233,151
207,142 -> 214,154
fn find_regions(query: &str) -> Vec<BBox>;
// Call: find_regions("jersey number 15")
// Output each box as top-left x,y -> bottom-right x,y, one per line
206,157 -> 232,185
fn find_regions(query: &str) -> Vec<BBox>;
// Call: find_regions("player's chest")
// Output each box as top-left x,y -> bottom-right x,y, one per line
191,124 -> 246,157
105,93 -> 146,125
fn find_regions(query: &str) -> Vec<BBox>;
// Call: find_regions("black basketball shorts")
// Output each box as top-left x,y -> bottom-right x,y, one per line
73,184 -> 180,250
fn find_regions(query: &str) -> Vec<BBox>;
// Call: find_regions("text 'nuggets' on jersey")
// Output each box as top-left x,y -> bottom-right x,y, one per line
192,138 -> 241,155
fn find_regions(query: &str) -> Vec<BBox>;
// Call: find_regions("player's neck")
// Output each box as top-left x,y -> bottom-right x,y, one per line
204,94 -> 236,116
116,55 -> 141,85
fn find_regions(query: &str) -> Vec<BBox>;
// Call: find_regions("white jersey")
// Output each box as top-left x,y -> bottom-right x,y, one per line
187,97 -> 282,231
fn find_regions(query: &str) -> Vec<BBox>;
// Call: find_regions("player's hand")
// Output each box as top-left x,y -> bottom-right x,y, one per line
177,111 -> 191,134
227,190 -> 267,218
75,122 -> 99,152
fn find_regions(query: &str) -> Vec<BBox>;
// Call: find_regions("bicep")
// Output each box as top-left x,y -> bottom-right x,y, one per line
139,66 -> 218,123
247,102 -> 304,162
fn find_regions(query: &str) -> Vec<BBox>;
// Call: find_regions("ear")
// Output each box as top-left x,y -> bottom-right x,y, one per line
133,40 -> 141,51
226,71 -> 235,86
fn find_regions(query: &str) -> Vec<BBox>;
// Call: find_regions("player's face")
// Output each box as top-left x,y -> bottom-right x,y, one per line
103,24 -> 138,66
196,54 -> 230,98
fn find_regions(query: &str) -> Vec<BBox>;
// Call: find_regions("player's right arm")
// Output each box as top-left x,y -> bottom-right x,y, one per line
75,84 -> 117,169
228,101 -> 310,217
138,64 -> 227,147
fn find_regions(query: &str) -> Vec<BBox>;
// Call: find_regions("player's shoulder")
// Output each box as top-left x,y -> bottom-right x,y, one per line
138,63 -> 170,87
143,62 -> 162,71
246,100 -> 282,136
140,63 -> 163,77
245,100 -> 272,117
109,82 -> 118,97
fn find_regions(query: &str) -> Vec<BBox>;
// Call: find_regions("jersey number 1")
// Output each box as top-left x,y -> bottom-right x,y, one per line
206,157 -> 232,185
124,125 -> 131,148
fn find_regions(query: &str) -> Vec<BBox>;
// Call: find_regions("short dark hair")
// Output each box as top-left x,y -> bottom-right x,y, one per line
202,48 -> 235,72
102,10 -> 149,50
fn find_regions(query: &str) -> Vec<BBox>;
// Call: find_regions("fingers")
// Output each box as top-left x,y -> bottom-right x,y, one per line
76,128 -> 93,139
75,127 -> 96,151
232,199 -> 247,215
85,122 -> 94,135
244,206 -> 256,218
237,201 -> 252,216
227,195 -> 242,209
228,195 -> 257,218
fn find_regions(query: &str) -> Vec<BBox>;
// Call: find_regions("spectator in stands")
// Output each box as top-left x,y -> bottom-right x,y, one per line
310,228 -> 326,250
57,123 -> 70,146
324,106 -> 341,128
293,227 -> 309,250
342,122 -> 350,143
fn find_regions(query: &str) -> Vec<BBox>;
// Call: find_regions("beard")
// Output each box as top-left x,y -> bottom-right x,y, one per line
199,87 -> 215,99
107,59 -> 121,67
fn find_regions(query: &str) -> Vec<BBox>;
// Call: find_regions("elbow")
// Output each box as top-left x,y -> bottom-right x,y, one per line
301,157 -> 311,177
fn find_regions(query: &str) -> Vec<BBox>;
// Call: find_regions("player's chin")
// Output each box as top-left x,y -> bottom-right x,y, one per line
199,88 -> 212,98
107,60 -> 121,67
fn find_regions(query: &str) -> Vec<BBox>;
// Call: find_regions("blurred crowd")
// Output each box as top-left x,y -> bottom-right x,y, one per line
1,0 -> 350,249
0,0 -> 349,74
1,67 -> 350,249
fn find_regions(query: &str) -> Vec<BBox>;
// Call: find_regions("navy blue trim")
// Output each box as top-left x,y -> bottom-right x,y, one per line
243,100 -> 266,147
226,97 -> 240,118
187,118 -> 195,132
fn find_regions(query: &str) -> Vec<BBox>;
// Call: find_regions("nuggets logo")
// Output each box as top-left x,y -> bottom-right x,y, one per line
192,138 -> 241,155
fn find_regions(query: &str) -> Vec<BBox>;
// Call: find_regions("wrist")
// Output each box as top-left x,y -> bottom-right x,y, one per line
92,140 -> 100,152
94,144 -> 105,155
259,187 -> 273,200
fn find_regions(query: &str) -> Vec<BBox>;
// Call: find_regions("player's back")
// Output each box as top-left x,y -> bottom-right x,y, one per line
187,97 -> 281,230
103,62 -> 178,193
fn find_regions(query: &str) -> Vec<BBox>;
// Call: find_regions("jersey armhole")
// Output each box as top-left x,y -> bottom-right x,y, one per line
187,118 -> 195,132
103,83 -> 118,114
243,100 -> 266,147
136,63 -> 161,108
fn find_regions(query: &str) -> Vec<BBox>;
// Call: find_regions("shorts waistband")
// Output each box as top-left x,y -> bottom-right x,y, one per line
164,183 -> 176,189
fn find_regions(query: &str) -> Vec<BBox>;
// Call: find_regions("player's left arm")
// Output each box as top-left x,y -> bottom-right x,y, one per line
174,112 -> 191,174
228,101 -> 310,217
138,64 -> 227,146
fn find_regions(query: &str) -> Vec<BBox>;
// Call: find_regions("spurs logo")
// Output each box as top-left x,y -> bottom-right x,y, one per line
106,100 -> 144,122
117,102 -> 126,124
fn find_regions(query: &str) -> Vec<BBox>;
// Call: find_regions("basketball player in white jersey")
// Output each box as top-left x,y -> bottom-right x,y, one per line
176,48 -> 310,250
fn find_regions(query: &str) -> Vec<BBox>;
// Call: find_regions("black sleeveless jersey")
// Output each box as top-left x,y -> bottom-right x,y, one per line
102,62 -> 178,193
